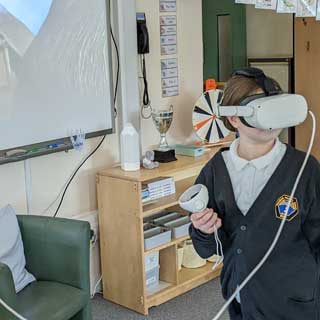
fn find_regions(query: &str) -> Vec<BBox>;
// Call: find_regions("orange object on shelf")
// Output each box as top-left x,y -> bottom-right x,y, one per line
204,79 -> 217,91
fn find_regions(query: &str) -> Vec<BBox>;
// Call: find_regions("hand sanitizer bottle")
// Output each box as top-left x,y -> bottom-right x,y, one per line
120,123 -> 140,171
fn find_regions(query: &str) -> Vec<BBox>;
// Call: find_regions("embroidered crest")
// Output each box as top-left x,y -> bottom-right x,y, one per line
275,195 -> 299,221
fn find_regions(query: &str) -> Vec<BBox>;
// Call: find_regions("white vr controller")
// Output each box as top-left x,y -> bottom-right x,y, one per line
179,184 -> 209,213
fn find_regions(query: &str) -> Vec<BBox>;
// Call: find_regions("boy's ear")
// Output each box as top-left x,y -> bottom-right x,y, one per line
227,116 -> 240,129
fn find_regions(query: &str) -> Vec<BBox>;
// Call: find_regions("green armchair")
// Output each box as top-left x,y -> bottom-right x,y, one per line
0,215 -> 92,320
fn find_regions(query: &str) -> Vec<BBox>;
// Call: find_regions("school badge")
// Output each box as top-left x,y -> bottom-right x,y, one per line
275,195 -> 299,221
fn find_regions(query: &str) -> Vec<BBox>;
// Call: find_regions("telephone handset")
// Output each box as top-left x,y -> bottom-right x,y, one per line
136,13 -> 149,54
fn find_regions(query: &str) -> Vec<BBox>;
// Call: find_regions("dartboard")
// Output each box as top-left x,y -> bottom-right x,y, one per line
192,90 -> 230,143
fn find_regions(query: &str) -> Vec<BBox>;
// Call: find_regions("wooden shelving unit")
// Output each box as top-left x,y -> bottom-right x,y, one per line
97,148 -> 223,315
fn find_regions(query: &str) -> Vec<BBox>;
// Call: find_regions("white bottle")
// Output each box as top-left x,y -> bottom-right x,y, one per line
120,123 -> 140,171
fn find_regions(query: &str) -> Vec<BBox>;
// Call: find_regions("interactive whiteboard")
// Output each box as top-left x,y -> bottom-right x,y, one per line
0,0 -> 114,154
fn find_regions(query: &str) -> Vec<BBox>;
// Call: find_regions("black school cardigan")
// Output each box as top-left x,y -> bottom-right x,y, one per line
189,145 -> 320,320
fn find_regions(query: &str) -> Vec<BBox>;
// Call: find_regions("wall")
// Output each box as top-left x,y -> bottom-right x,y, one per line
246,5 -> 293,59
0,3 -> 295,220
0,0 -> 203,217
138,0 -> 203,151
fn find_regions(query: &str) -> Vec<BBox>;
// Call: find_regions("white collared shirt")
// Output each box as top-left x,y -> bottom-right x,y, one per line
222,138 -> 287,216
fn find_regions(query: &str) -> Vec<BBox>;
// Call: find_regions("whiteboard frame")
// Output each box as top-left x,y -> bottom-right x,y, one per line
0,0 -> 115,165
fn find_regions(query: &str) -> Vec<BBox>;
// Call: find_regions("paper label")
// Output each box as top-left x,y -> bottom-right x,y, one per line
160,15 -> 177,26
161,44 -> 177,55
296,0 -> 317,17
317,0 -> 320,19
160,35 -> 177,46
235,0 -> 256,4
162,77 -> 179,88
161,58 -> 178,69
160,25 -> 177,36
277,0 -> 297,13
255,0 -> 277,9
161,68 -> 178,78
160,1 -> 176,12
162,86 -> 179,97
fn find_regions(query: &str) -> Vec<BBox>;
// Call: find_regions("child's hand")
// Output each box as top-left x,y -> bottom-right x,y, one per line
191,208 -> 222,235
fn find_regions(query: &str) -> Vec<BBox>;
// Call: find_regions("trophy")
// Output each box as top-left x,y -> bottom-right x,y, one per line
151,105 -> 177,162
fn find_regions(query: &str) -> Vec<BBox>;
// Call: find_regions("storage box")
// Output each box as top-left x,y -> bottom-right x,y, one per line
163,216 -> 191,238
152,212 -> 181,225
174,144 -> 205,157
146,265 -> 160,289
145,251 -> 159,272
144,226 -> 172,250
143,211 -> 167,223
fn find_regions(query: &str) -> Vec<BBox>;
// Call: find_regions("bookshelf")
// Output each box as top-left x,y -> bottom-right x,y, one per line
97,147 -> 224,315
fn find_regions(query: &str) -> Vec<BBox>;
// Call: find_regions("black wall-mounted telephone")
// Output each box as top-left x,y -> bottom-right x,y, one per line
136,12 -> 149,54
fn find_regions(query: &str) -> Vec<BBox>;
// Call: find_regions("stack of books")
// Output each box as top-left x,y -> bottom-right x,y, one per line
142,177 -> 176,203
141,187 -> 151,203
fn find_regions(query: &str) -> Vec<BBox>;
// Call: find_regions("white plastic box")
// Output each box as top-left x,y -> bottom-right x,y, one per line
145,251 -> 159,272
145,265 -> 160,289
144,226 -> 172,250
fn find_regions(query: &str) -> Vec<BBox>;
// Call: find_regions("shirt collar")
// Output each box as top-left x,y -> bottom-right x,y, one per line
229,138 -> 282,171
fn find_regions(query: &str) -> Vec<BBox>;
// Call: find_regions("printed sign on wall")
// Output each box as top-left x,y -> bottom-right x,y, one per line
317,0 -> 320,20
277,0 -> 297,13
160,15 -> 177,26
255,0 -> 277,9
160,0 -> 177,12
296,0 -> 317,17
159,13 -> 177,56
235,0 -> 256,4
161,58 -> 179,97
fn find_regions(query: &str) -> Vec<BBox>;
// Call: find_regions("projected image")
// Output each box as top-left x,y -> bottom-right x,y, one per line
0,0 -> 52,57
0,0 -> 52,35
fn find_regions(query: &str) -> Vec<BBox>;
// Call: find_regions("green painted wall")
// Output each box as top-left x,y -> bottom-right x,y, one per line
202,0 -> 247,81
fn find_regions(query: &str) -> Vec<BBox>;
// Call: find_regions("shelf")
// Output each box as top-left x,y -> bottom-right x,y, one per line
142,176 -> 196,216
178,262 -> 222,285
146,262 -> 222,308
98,150 -> 221,182
146,281 -> 173,297
144,236 -> 189,255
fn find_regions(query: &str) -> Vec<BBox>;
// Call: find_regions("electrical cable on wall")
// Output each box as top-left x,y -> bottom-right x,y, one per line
137,12 -> 152,119
110,24 -> 120,118
53,3 -> 120,218
140,54 -> 152,119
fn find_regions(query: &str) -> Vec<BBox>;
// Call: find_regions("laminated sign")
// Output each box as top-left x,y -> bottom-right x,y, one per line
317,0 -> 320,20
277,0 -> 298,13
255,0 -> 277,9
296,0 -> 317,16
235,0 -> 256,4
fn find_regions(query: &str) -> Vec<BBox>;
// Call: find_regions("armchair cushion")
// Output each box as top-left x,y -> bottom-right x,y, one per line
0,205 -> 35,292
16,281 -> 88,320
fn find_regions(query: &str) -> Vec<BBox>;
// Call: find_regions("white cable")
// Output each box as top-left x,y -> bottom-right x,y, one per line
212,110 -> 316,320
0,298 -> 28,320
212,226 -> 224,271
91,275 -> 102,299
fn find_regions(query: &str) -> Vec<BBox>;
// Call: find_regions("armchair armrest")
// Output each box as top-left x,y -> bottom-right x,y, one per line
0,262 -> 17,320
17,215 -> 91,295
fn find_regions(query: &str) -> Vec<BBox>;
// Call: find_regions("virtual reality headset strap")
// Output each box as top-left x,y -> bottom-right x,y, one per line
231,67 -> 283,128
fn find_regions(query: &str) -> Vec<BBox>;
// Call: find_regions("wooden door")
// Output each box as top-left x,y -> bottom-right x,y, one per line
295,18 -> 320,158
202,0 -> 247,81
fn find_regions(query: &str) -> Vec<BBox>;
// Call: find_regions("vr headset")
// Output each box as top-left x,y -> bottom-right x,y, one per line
216,67 -> 308,130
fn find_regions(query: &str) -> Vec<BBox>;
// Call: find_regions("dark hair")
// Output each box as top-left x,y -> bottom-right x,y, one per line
221,75 -> 282,132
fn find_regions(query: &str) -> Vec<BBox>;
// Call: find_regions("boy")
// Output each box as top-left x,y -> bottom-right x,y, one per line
189,68 -> 320,319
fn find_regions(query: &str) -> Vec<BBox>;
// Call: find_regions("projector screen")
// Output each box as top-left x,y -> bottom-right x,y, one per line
0,0 -> 114,155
